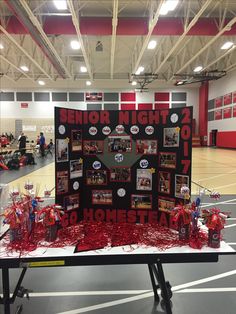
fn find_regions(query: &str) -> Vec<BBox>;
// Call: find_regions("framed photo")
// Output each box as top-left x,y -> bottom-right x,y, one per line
223,93 -> 232,106
56,139 -> 68,162
70,159 -> 83,179
158,197 -> 175,213
223,107 -> 232,119
108,135 -> 132,153
214,109 -> 222,120
71,130 -> 82,152
158,171 -> 171,194
85,92 -> 103,101
92,190 -> 112,205
83,140 -> 104,155
86,170 -> 107,185
136,140 -> 157,155
136,169 -> 152,191
56,171 -> 68,194
175,174 -> 189,198
214,97 -> 223,108
110,167 -> 131,182
131,194 -> 152,209
64,194 -> 79,211
163,128 -> 179,147
159,152 -> 176,169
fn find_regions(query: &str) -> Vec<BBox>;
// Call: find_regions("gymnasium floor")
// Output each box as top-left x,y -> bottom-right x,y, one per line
1,147 -> 236,314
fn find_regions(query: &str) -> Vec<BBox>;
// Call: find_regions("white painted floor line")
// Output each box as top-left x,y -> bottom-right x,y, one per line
214,182 -> 236,190
176,287 -> 236,293
224,223 -> 236,229
56,292 -> 154,314
227,243 -> 236,245
27,290 -> 151,297
195,169 -> 236,183
56,269 -> 236,314
201,198 -> 236,208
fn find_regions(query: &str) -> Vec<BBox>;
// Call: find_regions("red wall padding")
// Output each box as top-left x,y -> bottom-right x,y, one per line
120,93 -> 136,101
217,131 -> 236,148
138,103 -> 153,110
154,103 -> 169,110
120,103 -> 136,110
155,92 -> 169,102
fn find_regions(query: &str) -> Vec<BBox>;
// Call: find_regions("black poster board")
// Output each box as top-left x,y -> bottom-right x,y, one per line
55,107 -> 192,226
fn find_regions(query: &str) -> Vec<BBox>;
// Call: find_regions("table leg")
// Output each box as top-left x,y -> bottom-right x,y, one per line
2,267 -> 11,314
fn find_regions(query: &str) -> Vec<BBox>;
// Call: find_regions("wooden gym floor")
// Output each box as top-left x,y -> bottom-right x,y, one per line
5,147 -> 236,196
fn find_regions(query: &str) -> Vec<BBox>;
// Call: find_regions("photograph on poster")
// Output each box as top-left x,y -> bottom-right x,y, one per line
136,140 -> 157,154
163,128 -> 179,147
56,171 -> 68,194
136,169 -> 152,191
71,130 -> 82,151
56,139 -> 69,162
86,170 -> 107,185
175,174 -> 189,198
64,194 -> 80,211
83,140 -> 104,155
159,152 -> 176,169
158,197 -> 175,213
108,135 -> 132,153
92,190 -> 112,205
110,167 -> 131,182
131,194 -> 152,209
70,159 -> 83,179
86,92 -> 103,101
159,171 -> 171,194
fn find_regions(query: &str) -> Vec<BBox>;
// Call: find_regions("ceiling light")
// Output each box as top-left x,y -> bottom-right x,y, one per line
38,80 -> 45,86
194,66 -> 203,72
70,40 -> 80,50
53,0 -> 67,10
160,0 -> 179,15
221,41 -> 234,50
176,81 -> 184,85
148,40 -> 157,50
20,65 -> 29,72
86,81 -> 92,86
80,66 -> 87,73
0,43 -> 4,49
131,81 -> 137,86
135,66 -> 144,75
165,0 -> 179,11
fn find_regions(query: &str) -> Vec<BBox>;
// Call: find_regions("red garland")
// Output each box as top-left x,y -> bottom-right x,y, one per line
3,221 -> 212,256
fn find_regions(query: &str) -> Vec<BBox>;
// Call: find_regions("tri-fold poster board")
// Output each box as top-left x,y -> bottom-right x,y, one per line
55,107 -> 192,227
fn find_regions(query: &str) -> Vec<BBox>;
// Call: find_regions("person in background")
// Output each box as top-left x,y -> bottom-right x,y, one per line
39,132 -> 46,157
36,135 -> 40,145
47,139 -> 54,156
18,132 -> 27,155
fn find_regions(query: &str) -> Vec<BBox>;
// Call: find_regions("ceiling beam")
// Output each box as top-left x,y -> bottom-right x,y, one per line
0,25 -> 53,80
0,55 -> 35,82
131,0 -> 165,75
203,45 -> 236,70
154,0 -> 213,74
110,0 -> 119,79
171,15 -> 236,79
67,0 -> 93,80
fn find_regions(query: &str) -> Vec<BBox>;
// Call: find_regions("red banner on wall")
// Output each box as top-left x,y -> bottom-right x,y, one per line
223,93 -> 232,106
233,105 -> 236,117
233,92 -> 236,103
214,109 -> 222,120
214,97 -> 223,108
223,107 -> 232,119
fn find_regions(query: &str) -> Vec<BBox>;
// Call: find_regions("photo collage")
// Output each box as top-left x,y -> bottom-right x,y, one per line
55,108 -> 192,219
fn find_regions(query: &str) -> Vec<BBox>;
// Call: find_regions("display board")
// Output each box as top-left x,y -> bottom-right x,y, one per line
55,107 -> 192,227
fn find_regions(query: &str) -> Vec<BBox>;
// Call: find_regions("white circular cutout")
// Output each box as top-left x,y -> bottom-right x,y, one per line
114,153 -> 124,163
73,181 -> 79,190
89,126 -> 97,135
92,161 -> 101,169
170,113 -> 179,123
139,159 -> 149,168
117,188 -> 126,197
130,125 -> 139,134
145,125 -> 154,135
58,125 -> 66,135
115,125 -> 125,134
102,126 -> 111,135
